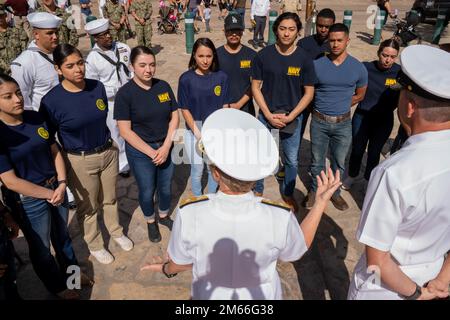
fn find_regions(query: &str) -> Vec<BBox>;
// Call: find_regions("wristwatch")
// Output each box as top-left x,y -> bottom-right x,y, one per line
162,261 -> 178,278
57,180 -> 67,186
401,283 -> 422,300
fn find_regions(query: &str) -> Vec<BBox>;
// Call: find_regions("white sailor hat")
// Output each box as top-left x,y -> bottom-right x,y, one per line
395,45 -> 450,101
201,109 -> 279,181
84,18 -> 110,35
27,12 -> 62,29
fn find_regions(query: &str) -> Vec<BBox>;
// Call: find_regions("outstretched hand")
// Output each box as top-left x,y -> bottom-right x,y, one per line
140,255 -> 167,273
315,168 -> 342,205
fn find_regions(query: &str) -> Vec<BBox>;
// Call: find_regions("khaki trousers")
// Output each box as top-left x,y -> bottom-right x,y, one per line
65,145 -> 123,251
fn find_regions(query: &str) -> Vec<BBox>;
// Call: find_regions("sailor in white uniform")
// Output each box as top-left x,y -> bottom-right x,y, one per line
11,12 -> 61,111
140,108 -> 342,300
84,18 -> 132,176
348,45 -> 450,300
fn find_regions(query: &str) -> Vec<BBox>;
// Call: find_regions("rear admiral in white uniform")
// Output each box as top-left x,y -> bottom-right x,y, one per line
11,12 -> 61,111
140,108 -> 342,300
348,45 -> 450,300
84,18 -> 132,176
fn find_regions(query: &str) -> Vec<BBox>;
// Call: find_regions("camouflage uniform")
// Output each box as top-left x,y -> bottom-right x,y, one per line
103,0 -> 127,43
37,6 -> 79,47
130,0 -> 152,47
0,26 -> 28,75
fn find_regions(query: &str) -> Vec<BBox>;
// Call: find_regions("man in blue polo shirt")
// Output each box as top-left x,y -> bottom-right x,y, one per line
303,23 -> 368,211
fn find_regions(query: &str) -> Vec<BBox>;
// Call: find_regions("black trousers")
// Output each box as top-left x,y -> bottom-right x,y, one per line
253,16 -> 267,43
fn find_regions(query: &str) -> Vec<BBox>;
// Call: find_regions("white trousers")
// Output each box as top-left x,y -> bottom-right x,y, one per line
347,253 -> 444,300
106,101 -> 129,173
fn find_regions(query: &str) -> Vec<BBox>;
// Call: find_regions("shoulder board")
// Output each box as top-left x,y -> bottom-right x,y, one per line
10,62 -> 21,67
179,195 -> 209,209
261,199 -> 291,211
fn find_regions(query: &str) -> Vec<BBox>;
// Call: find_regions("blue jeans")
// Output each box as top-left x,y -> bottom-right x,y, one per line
235,8 -> 246,29
348,110 -> 394,180
184,130 -> 218,196
126,142 -> 174,220
2,183 -> 77,294
310,116 -> 352,197
255,113 -> 303,197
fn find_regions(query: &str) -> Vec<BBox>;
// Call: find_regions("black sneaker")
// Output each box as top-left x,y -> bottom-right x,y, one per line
159,215 -> 174,231
258,41 -> 266,48
249,40 -> 258,50
147,221 -> 161,243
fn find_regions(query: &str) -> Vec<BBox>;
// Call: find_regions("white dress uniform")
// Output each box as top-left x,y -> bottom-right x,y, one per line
167,108 -> 308,300
11,12 -> 62,111
85,19 -> 132,173
348,45 -> 450,300
169,191 -> 307,300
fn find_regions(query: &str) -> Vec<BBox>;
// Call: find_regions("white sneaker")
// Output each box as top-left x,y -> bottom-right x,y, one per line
90,249 -> 114,264
342,176 -> 355,190
113,235 -> 134,252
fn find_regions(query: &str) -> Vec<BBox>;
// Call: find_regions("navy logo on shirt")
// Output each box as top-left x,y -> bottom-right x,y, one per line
214,85 -> 222,96
287,66 -> 301,77
96,99 -> 106,111
385,78 -> 397,86
240,60 -> 251,69
158,92 -> 171,103
37,127 -> 49,140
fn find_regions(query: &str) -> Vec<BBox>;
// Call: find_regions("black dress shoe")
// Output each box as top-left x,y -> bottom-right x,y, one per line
119,171 -> 130,178
159,215 -> 173,231
147,221 -> 161,243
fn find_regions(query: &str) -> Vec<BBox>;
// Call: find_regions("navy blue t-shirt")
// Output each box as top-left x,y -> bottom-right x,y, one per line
297,35 -> 331,60
251,45 -> 317,113
114,78 -> 179,143
313,55 -> 368,116
217,45 -> 257,115
178,69 -> 231,123
0,111 -> 56,184
358,61 -> 401,113
39,79 -> 111,152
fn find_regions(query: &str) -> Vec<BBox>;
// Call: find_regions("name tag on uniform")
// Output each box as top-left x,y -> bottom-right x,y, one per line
240,60 -> 251,68
385,78 -> 397,86
158,92 -> 171,103
287,66 -> 301,76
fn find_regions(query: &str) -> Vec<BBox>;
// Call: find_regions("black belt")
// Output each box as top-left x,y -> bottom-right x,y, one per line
37,176 -> 56,187
66,139 -> 113,156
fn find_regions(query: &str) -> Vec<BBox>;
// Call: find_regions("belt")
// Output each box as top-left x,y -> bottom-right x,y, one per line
38,176 -> 56,187
66,139 -> 113,156
312,109 -> 351,123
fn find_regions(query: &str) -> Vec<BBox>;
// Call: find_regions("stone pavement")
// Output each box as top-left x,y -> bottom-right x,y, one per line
10,0 -> 449,300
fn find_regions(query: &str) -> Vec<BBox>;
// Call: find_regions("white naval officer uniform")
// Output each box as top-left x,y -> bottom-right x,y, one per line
168,191 -> 307,300
10,12 -> 62,111
348,45 -> 450,300
85,19 -> 132,174
168,108 -> 308,300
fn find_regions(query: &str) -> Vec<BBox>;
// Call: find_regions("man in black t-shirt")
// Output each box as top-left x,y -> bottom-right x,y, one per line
217,14 -> 256,115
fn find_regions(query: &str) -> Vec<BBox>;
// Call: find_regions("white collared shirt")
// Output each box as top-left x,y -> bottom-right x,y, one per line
168,191 -> 307,300
356,129 -> 450,266
251,0 -> 270,20
85,42 -> 132,100
11,41 -> 59,111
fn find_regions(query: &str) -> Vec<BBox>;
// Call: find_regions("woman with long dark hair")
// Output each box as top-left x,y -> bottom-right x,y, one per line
0,74 -> 82,299
39,44 -> 133,265
178,38 -> 231,196
342,39 -> 401,190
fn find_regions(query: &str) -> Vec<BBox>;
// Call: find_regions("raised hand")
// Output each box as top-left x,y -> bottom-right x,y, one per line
315,168 -> 342,205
